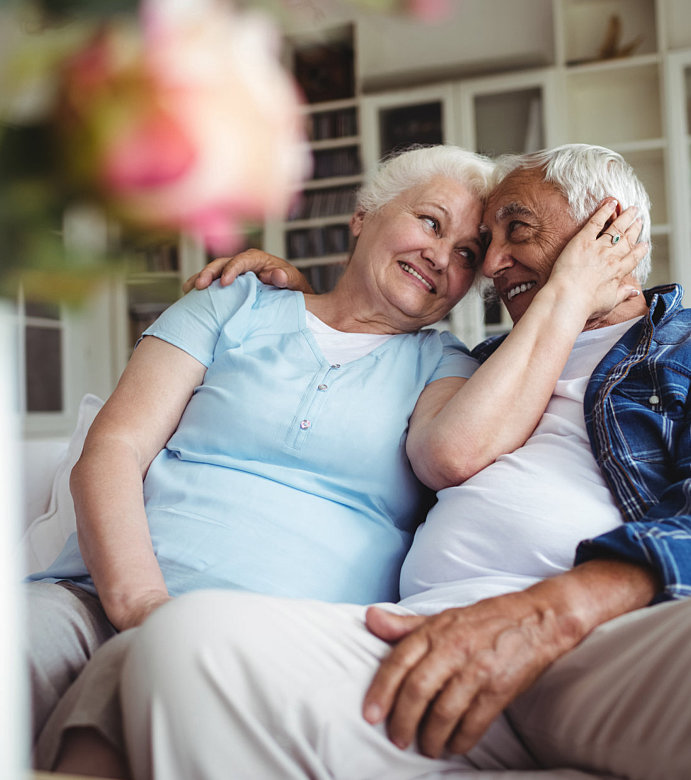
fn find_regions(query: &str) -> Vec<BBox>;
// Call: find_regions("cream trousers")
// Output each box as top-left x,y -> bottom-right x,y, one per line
115,590 -> 691,780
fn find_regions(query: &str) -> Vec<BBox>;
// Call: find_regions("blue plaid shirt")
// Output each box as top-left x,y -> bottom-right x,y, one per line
473,285 -> 691,602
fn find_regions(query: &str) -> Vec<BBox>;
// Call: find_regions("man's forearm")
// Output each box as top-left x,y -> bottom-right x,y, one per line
530,557 -> 661,649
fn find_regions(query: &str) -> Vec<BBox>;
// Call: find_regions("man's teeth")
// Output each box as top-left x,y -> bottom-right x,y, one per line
400,262 -> 434,292
507,281 -> 537,301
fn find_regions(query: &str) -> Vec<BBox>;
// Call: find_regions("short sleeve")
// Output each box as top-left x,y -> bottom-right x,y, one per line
427,330 -> 478,384
141,274 -> 260,367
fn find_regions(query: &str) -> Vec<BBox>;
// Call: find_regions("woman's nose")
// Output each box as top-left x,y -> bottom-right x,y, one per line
422,240 -> 451,271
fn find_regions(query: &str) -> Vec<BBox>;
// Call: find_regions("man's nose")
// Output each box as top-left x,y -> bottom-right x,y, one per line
481,241 -> 513,279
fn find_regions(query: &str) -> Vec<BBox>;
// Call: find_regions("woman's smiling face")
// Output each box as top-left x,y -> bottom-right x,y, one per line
347,175 -> 484,331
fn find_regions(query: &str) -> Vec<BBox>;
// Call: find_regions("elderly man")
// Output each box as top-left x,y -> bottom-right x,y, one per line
71,145 -> 691,779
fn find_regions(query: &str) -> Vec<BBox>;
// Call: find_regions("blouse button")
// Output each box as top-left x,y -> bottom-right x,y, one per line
648,394 -> 660,405
331,363 -> 341,369
300,419 -> 311,430
317,384 -> 328,391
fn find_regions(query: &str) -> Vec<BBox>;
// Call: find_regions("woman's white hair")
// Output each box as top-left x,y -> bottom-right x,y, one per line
356,144 -> 496,214
494,143 -> 652,283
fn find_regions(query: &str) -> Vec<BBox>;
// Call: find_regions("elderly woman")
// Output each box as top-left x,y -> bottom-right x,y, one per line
27,144 -> 491,744
31,143 -> 642,777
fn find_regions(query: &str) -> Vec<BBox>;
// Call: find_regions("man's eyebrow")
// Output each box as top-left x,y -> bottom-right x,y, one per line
495,202 -> 534,222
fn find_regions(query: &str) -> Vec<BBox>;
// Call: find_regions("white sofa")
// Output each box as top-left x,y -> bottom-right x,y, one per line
19,396 -> 611,780
20,394 -> 102,579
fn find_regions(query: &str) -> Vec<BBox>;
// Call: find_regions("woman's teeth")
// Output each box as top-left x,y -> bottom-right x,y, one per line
507,281 -> 537,301
400,262 -> 434,292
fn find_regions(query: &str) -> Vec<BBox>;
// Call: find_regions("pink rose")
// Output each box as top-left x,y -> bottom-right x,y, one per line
56,0 -> 310,252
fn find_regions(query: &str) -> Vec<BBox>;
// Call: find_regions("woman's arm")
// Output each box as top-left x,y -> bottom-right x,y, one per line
70,336 -> 207,630
407,203 -> 648,491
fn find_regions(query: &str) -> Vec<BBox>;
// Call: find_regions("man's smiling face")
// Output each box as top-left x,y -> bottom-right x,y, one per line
480,167 -> 581,324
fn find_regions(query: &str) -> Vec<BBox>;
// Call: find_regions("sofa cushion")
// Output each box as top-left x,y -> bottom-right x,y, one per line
20,394 -> 103,577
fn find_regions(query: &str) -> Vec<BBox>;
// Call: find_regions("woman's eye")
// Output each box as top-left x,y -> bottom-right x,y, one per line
457,247 -> 478,268
420,215 -> 440,233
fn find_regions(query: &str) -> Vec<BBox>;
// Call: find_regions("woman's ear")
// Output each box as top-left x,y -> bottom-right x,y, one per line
350,210 -> 366,237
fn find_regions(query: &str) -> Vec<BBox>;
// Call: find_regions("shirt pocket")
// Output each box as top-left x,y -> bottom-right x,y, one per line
608,369 -> 687,465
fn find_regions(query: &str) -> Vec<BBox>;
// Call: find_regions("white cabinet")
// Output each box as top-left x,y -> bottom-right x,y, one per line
554,0 -> 671,290
665,50 -> 691,299
356,0 -> 555,91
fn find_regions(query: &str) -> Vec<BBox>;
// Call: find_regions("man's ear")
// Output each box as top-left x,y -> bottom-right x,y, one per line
600,199 -> 622,233
350,210 -> 366,237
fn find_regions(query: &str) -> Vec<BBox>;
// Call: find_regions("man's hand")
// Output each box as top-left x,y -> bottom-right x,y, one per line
363,560 -> 658,759
362,595 -> 569,758
182,248 -> 314,294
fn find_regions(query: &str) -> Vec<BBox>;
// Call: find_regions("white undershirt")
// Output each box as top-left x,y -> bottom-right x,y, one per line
399,317 -> 642,615
306,311 -> 394,364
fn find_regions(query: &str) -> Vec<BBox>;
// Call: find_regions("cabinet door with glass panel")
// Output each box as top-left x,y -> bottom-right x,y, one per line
456,69 -> 558,346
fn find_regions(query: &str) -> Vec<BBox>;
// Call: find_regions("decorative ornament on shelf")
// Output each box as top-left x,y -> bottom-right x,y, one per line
598,14 -> 644,61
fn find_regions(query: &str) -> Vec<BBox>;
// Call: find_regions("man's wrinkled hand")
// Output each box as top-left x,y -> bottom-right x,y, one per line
362,596 -> 565,759
182,248 -> 314,294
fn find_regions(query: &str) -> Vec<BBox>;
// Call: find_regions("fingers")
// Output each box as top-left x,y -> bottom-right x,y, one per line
586,197 -> 620,238
598,205 -> 642,248
384,651 -> 456,750
362,629 -> 428,727
201,257 -> 235,289
586,198 -> 642,247
414,670 -> 476,757
219,250 -> 264,286
365,606 -> 423,642
446,691 -> 505,755
260,268 -> 289,288
182,258 -> 230,293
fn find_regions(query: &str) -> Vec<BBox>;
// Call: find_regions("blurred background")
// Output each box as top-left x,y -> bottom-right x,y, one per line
3,0 -> 691,439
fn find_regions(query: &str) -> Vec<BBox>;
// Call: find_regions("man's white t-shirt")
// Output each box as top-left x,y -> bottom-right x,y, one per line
399,318 -> 641,615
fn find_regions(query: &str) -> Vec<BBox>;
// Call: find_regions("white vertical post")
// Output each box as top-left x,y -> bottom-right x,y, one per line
0,299 -> 28,778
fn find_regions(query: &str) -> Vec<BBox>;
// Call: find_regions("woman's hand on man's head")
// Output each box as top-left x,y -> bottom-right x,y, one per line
183,248 -> 314,294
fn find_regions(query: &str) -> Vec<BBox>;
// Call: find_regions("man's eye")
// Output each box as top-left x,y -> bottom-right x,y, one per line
508,220 -> 530,239
420,215 -> 440,233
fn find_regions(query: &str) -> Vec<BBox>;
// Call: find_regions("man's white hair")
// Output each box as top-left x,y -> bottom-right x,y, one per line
494,144 -> 652,284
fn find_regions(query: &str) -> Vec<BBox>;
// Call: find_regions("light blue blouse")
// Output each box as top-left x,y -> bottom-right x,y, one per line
31,275 -> 477,604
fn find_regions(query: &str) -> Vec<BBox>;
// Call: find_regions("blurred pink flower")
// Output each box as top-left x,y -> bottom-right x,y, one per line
406,0 -> 453,22
56,0 -> 310,252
